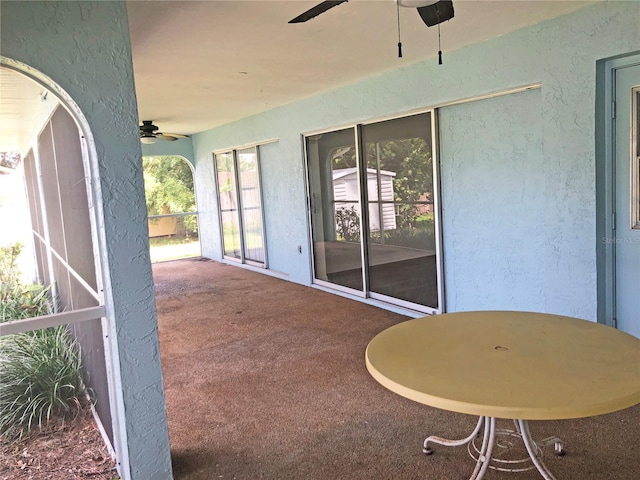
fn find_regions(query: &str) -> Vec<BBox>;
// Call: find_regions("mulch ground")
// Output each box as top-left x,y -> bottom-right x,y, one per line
0,407 -> 118,480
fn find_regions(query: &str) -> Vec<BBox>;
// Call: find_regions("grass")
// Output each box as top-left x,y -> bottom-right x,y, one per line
149,235 -> 201,263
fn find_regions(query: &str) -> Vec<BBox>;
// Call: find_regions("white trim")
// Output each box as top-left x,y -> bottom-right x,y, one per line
369,291 -> 436,315
0,306 -> 106,336
212,137 -> 278,156
303,123 -> 359,142
313,277 -> 367,298
301,83 -> 542,137
430,83 -> 542,110
87,393 -> 117,461
432,108 -> 446,312
254,145 -> 269,269
311,283 -> 425,318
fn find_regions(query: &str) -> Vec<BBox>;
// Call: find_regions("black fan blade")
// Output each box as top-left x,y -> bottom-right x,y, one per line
417,0 -> 454,27
289,0 -> 348,24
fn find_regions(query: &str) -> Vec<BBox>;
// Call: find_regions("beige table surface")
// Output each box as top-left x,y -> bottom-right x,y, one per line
365,311 -> 640,420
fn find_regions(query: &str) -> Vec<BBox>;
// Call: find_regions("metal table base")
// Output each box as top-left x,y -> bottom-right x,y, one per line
423,416 -> 564,480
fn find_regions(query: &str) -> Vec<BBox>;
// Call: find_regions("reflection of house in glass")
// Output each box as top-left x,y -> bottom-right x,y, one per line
332,168 -> 396,232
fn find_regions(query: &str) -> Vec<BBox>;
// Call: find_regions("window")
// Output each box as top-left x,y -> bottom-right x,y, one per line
214,146 -> 267,267
305,112 -> 443,313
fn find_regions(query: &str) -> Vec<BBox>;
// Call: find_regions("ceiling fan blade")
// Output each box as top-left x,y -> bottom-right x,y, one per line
157,133 -> 190,141
289,0 -> 348,24
416,0 -> 454,27
156,133 -> 178,141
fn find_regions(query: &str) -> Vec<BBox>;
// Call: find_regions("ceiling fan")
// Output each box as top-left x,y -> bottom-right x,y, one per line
288,0 -> 454,28
139,120 -> 190,144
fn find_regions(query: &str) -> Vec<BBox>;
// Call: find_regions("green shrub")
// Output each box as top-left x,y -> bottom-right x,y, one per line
0,283 -> 51,322
1,243 -> 86,441
0,242 -> 51,323
336,206 -> 361,242
0,326 -> 85,440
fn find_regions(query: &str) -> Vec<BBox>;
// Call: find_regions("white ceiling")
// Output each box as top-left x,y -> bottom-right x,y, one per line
127,0 -> 594,136
1,0 -> 594,152
0,68 -> 50,153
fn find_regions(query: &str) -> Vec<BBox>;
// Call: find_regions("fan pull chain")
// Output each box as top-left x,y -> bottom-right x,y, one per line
397,2 -> 403,58
438,23 -> 442,64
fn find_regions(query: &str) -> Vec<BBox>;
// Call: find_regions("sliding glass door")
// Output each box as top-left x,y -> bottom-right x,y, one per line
305,112 -> 441,312
215,147 -> 266,266
306,128 -> 363,291
216,152 -> 242,259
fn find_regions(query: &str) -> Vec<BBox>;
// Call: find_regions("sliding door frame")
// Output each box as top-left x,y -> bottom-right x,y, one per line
303,108 -> 444,314
304,125 -> 366,298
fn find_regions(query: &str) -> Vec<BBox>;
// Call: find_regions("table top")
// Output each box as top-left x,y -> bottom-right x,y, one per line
365,311 -> 640,420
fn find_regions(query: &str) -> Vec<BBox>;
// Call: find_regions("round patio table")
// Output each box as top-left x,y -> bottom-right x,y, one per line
365,311 -> 640,480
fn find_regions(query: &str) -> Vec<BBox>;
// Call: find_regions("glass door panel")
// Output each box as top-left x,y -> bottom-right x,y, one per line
215,152 -> 241,259
306,128 -> 363,291
237,147 -> 265,264
362,113 -> 439,309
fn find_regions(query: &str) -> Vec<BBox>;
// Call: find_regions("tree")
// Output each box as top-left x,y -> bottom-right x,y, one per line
143,156 -> 197,235
371,138 -> 432,229
143,156 -> 195,215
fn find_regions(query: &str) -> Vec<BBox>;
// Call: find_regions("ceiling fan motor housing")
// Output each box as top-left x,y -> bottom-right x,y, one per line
139,120 -> 189,143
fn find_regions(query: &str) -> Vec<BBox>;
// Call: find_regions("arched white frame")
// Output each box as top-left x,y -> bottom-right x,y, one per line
0,56 -> 130,480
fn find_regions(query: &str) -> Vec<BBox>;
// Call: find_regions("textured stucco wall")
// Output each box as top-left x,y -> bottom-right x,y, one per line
193,1 -> 639,320
439,88 -> 545,311
0,2 -> 172,479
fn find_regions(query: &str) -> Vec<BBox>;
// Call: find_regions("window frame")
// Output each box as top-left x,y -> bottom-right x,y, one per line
213,145 -> 268,268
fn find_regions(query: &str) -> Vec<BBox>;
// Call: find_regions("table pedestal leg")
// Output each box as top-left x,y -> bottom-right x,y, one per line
423,416 -> 495,480
423,417 -> 564,480
517,419 -> 561,480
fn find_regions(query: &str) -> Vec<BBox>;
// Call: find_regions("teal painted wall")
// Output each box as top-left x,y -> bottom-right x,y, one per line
141,137 -> 195,166
439,88 -> 544,311
1,2 -> 172,479
193,2 -> 640,320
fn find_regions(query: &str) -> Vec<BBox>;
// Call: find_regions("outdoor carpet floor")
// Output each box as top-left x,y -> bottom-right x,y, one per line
153,258 -> 640,480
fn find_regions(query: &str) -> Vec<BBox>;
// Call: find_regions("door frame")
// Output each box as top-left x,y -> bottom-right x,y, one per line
597,52 -> 640,328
